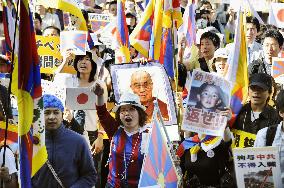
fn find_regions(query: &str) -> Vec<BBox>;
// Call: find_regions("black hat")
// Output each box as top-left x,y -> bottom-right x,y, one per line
249,73 -> 273,91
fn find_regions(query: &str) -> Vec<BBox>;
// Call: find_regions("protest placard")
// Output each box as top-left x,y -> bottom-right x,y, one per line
88,13 -> 110,32
231,129 -> 256,148
36,35 -> 62,74
111,62 -> 177,126
65,87 -> 96,110
233,147 -> 282,188
36,36 -> 76,74
182,70 -> 232,136
60,31 -> 87,55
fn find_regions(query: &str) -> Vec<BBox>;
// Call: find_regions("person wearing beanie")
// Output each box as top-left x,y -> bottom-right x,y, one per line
32,94 -> 97,188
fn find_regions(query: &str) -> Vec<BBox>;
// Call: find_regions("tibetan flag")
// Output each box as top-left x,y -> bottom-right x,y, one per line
14,0 -> 47,186
159,28 -> 174,77
113,0 -> 131,64
138,112 -> 179,187
226,7 -> 248,125
0,121 -> 18,144
272,57 -> 284,78
37,0 -> 87,30
130,0 -> 163,60
268,3 -> 284,28
179,0 -> 196,47
159,0 -> 183,78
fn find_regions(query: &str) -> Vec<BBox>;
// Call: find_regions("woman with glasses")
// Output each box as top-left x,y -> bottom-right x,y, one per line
92,81 -> 149,188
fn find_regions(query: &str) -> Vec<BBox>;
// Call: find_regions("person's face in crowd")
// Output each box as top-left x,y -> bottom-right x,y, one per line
43,28 -> 59,37
246,23 -> 257,44
130,71 -> 153,105
119,104 -> 140,132
200,13 -> 210,22
0,60 -> 9,73
263,37 -> 281,63
197,85 -> 221,110
200,38 -> 216,60
44,108 -> 63,130
77,55 -> 92,75
35,5 -> 46,16
248,85 -> 270,106
108,4 -> 117,17
215,57 -> 228,77
130,46 -> 138,59
126,16 -> 136,27
34,18 -> 42,31
125,0 -> 135,13
200,3 -> 212,10
180,0 -> 188,7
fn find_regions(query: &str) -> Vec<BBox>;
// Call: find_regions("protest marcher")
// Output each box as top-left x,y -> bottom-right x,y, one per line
248,29 -> 284,75
180,113 -> 234,187
233,73 -> 279,134
0,54 -> 11,73
42,25 -> 60,37
182,31 -> 220,72
130,69 -> 169,122
246,16 -> 262,65
34,4 -> 61,31
125,12 -> 136,35
53,50 -> 106,187
32,94 -> 97,188
0,84 -> 12,121
34,13 -> 42,35
254,90 -> 284,184
93,81 -> 149,188
107,1 -> 117,17
211,47 -> 229,77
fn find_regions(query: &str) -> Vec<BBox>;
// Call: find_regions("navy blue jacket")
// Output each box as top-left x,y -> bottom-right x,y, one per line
32,125 -> 97,188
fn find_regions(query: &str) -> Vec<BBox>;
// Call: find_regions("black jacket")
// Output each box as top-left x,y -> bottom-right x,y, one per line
234,103 -> 280,134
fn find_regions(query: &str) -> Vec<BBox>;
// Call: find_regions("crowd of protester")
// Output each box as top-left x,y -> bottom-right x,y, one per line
1,0 -> 284,187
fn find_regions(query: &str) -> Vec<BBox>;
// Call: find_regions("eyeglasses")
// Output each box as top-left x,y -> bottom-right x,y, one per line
132,82 -> 153,90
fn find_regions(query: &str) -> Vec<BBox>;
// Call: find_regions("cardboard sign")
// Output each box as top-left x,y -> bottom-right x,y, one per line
60,31 -> 87,55
231,129 -> 256,148
88,13 -> 111,33
36,35 -> 62,74
65,87 -> 96,110
36,35 -> 76,74
182,70 -> 232,136
233,147 -> 282,188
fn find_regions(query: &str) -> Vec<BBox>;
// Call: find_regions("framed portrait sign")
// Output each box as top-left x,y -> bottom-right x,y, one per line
110,62 -> 177,126
182,70 -> 232,136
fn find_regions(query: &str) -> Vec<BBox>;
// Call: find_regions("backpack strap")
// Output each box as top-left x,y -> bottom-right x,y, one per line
265,124 -> 278,146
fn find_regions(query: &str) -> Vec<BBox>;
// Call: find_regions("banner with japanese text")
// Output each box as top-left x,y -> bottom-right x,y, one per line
36,35 -> 76,74
231,129 -> 256,148
182,70 -> 232,136
233,147 -> 282,188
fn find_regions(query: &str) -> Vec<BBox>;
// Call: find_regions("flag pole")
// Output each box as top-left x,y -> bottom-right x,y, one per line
1,0 -> 20,187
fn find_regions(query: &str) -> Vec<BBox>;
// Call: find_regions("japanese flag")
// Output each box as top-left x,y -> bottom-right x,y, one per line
268,3 -> 284,28
65,87 -> 96,110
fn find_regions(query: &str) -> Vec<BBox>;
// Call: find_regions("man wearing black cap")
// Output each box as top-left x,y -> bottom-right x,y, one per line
234,73 -> 280,134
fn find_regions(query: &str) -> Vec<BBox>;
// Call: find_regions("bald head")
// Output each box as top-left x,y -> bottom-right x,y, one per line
130,70 -> 153,104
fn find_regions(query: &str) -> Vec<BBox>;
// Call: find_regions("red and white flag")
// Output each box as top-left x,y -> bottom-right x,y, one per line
65,87 -> 96,110
268,3 -> 284,28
